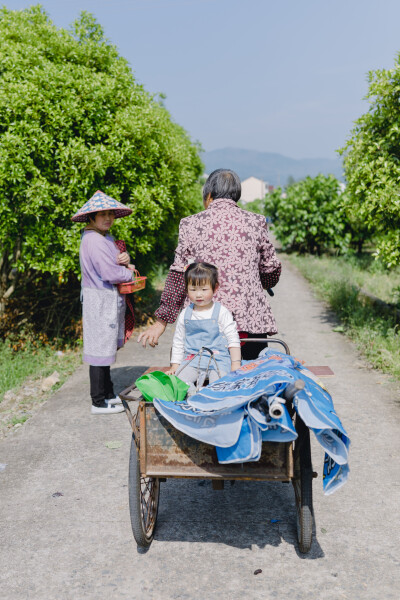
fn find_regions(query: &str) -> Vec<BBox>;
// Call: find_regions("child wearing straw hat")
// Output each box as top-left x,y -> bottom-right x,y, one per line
72,191 -> 134,414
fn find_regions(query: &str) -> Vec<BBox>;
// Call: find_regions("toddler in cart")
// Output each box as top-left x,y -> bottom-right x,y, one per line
166,262 -> 241,390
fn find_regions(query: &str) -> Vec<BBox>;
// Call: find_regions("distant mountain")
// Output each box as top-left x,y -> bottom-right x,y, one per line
202,147 -> 344,187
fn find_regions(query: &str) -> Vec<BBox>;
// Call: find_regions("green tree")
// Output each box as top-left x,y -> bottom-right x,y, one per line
339,54 -> 400,267
239,198 -> 265,215
264,187 -> 283,222
286,175 -> 296,188
265,174 -> 349,254
0,6 -> 203,311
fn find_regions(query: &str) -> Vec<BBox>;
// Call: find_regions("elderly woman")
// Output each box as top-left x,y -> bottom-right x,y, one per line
138,169 -> 281,359
72,191 -> 135,415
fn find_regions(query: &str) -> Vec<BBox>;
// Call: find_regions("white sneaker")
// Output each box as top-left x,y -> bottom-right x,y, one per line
106,396 -> 122,405
91,403 -> 124,415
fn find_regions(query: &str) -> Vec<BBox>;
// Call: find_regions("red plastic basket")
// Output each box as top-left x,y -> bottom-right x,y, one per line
118,270 -> 147,294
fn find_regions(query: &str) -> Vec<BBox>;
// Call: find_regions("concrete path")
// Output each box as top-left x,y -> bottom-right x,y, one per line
1,257 -> 399,600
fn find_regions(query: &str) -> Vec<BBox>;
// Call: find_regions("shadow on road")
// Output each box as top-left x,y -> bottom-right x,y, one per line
154,478 -> 324,559
315,305 -> 341,329
112,365 -> 151,393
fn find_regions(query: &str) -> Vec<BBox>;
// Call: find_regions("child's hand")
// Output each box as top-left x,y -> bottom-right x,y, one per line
229,348 -> 241,372
165,364 -> 179,376
117,251 -> 130,266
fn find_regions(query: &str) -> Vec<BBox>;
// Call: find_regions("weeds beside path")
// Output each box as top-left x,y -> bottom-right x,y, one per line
0,343 -> 81,438
285,253 -> 400,380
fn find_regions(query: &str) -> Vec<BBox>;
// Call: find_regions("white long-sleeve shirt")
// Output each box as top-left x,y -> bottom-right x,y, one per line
171,302 -> 241,365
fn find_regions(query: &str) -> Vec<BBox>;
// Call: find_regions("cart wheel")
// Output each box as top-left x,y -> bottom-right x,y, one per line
293,418 -> 313,554
129,434 -> 160,549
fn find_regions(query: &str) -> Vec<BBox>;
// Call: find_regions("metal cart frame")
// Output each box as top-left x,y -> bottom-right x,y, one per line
121,338 -> 315,553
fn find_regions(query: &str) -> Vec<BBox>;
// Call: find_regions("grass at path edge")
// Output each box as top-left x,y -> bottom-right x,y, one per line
0,342 -> 82,436
0,342 -> 81,399
285,253 -> 400,381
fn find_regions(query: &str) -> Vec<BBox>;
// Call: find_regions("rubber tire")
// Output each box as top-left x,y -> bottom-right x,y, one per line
294,419 -> 313,554
128,434 -> 160,549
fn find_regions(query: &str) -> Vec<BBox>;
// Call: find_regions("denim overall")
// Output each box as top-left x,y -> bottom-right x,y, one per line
183,302 -> 232,375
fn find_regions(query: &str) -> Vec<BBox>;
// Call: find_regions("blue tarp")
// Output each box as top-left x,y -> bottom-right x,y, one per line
153,349 -> 350,495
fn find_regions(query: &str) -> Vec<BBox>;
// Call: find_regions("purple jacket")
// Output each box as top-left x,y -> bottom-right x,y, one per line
80,230 -> 132,290
80,230 -> 133,366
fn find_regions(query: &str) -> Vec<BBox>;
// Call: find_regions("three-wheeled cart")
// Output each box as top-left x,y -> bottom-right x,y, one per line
120,339 -> 316,553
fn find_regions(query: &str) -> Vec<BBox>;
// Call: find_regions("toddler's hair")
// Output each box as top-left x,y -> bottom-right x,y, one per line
185,262 -> 219,291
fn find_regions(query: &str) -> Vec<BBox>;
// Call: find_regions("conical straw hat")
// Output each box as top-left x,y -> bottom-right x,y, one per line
71,190 -> 132,222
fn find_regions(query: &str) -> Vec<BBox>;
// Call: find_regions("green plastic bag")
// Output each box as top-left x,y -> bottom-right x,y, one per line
135,371 -> 189,403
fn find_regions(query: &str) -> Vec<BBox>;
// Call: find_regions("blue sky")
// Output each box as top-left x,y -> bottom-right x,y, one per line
4,0 -> 400,159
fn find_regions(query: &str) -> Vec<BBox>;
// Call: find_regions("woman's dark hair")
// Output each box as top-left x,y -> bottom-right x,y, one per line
88,210 -> 116,222
202,169 -> 241,203
185,262 -> 219,291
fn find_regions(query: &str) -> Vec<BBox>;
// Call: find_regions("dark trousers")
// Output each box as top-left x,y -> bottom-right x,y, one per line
89,366 -> 115,407
239,332 -> 268,360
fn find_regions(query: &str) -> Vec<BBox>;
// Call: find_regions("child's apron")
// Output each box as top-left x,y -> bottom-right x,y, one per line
183,302 -> 231,373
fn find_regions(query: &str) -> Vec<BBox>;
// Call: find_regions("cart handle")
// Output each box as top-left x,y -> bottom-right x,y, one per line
121,397 -> 140,441
175,346 -> 222,391
240,337 -> 290,355
120,382 -> 137,400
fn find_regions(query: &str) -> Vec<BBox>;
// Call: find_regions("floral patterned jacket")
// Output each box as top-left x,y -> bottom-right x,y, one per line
155,198 -> 281,334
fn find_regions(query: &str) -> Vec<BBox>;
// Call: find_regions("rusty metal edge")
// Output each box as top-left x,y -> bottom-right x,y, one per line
121,397 -> 140,441
143,471 -> 291,481
241,337 -> 290,355
287,441 -> 294,479
121,398 -> 132,427
139,402 -> 147,477
119,382 -> 137,402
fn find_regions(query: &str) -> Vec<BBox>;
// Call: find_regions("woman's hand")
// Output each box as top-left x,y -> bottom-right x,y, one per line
117,252 -> 130,267
165,364 -> 179,376
137,319 -> 167,347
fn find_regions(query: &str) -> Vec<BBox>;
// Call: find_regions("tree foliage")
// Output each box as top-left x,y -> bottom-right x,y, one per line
339,54 -> 400,267
239,198 -> 264,215
265,174 -> 349,254
0,6 -> 203,307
